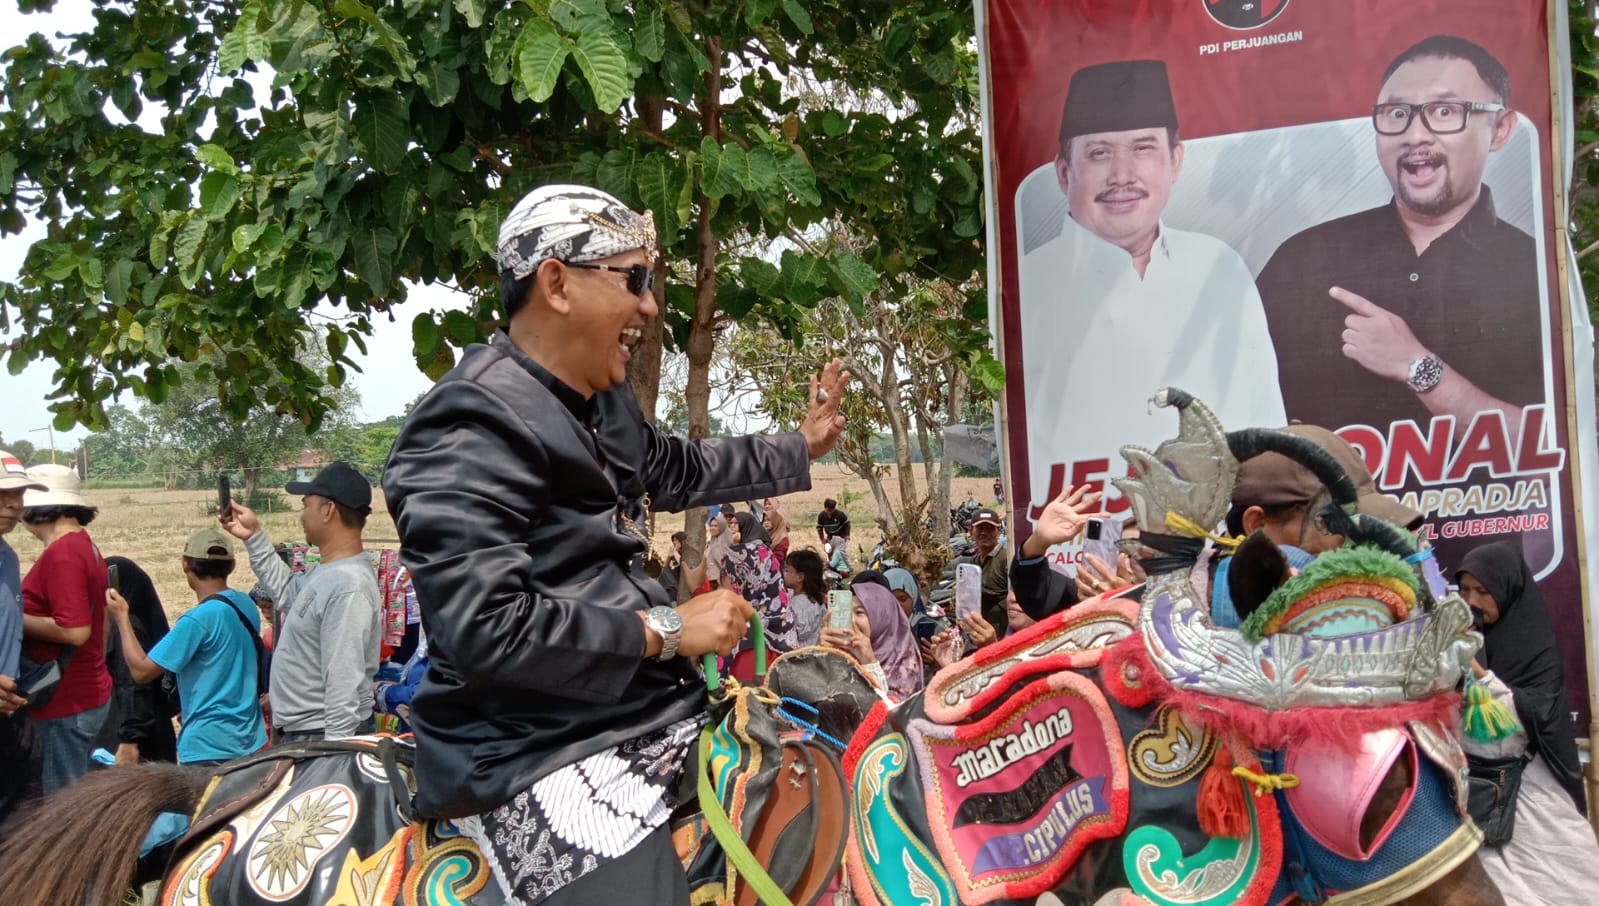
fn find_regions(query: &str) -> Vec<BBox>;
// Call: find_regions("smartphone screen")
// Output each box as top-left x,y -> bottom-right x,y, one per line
954,562 -> 982,621
827,589 -> 854,630
218,474 -> 232,516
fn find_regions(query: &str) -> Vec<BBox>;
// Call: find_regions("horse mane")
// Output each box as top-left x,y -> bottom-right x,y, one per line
0,762 -> 211,906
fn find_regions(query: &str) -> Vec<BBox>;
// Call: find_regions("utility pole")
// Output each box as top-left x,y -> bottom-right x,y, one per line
29,426 -> 56,464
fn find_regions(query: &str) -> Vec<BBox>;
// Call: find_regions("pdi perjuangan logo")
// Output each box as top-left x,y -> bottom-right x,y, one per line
1204,0 -> 1290,30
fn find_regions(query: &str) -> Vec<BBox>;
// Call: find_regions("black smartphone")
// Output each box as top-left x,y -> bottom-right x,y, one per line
107,563 -> 121,594
218,474 -> 232,516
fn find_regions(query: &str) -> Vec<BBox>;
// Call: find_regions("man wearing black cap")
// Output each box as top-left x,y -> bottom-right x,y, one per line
1017,59 -> 1283,542
967,507 -> 1011,631
221,461 -> 381,741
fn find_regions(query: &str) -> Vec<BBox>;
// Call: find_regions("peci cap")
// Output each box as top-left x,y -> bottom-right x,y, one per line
1232,424 -> 1424,530
1058,60 -> 1179,148
285,461 -> 372,513
22,463 -> 88,508
0,450 -> 47,493
183,526 -> 236,561
970,507 -> 1004,528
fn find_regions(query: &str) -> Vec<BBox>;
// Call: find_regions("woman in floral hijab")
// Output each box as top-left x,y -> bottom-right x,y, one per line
723,512 -> 796,651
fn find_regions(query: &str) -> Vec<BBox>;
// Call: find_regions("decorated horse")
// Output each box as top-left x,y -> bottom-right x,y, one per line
0,389 -> 1503,906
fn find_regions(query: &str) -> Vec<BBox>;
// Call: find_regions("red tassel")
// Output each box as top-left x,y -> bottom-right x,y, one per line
1196,747 -> 1250,839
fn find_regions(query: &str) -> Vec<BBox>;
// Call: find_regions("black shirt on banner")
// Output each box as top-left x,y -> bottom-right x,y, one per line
1256,188 -> 1544,433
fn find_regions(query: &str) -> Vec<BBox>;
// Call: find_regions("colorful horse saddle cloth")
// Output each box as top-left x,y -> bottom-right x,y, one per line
160,735 -> 505,906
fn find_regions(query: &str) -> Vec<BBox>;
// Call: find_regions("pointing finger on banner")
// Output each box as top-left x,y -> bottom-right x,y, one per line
1328,286 -> 1383,317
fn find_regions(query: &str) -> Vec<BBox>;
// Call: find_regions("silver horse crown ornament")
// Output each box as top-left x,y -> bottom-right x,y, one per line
1112,388 -> 1479,711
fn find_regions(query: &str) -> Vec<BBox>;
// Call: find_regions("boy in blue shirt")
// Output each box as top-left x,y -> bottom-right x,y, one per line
107,526 -> 265,765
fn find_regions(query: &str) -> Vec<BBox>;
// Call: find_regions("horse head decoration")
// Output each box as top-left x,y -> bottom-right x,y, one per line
843,389 -> 1497,906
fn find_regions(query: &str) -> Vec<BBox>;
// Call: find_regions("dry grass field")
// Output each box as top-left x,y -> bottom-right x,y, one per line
8,463 -> 1001,622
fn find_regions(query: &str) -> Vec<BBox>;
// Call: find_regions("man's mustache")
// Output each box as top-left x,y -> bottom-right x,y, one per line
1095,187 -> 1149,203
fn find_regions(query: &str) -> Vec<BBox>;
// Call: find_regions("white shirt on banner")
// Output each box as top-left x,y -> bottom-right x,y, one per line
1018,215 -> 1285,527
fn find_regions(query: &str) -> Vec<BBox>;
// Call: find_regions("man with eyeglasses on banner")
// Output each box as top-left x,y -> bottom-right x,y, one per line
1256,35 -> 1542,436
382,185 -> 849,904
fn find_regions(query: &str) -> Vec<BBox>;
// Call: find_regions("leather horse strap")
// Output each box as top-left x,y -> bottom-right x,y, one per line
734,738 -> 849,906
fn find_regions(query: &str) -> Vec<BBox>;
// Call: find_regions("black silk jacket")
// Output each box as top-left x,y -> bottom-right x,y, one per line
382,332 -> 812,818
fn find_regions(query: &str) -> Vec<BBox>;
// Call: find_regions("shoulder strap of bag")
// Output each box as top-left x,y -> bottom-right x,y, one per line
205,592 -> 267,656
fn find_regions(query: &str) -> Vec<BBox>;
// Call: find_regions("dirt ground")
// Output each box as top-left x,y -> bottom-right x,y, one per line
8,464 -> 1003,622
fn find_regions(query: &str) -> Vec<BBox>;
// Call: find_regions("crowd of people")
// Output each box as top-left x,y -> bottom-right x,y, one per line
0,181 -> 1593,905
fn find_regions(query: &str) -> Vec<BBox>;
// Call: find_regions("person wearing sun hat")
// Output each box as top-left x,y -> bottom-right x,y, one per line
382,184 -> 851,904
17,463 -> 111,794
0,451 -> 47,822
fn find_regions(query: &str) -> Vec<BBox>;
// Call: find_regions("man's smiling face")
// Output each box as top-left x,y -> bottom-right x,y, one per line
1375,55 -> 1511,219
562,248 -> 658,397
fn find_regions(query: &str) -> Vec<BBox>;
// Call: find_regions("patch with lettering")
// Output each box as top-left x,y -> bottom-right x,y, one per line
908,671 -> 1129,903
924,597 -> 1139,724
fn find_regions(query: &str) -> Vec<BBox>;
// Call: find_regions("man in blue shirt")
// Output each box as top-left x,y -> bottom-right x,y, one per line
1,449 -> 46,824
107,526 -> 265,765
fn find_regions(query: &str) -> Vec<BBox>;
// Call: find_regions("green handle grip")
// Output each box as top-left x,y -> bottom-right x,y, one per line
703,613 -> 765,692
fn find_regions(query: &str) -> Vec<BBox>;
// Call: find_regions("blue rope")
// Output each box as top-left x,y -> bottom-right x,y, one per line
776,697 -> 848,749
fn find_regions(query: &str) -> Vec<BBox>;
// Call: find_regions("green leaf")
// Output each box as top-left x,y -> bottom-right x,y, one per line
634,6 -> 666,62
418,62 -> 461,106
232,221 -> 269,253
704,141 -> 743,197
334,0 -> 417,78
105,259 -> 134,305
411,312 -> 441,358
453,0 -> 486,28
514,19 -> 569,103
198,172 -> 240,220
443,309 -> 479,343
351,93 -> 409,171
821,110 -> 846,137
953,208 -> 982,238
281,246 -> 315,307
745,0 -> 778,27
777,249 -> 827,303
571,30 -> 630,114
595,148 -> 637,202
780,0 -> 813,34
744,146 -> 780,193
217,25 -> 247,72
197,143 -> 239,175
173,216 -> 208,289
550,0 -> 611,31
775,149 -> 820,206
351,225 -> 397,296
636,153 -> 685,235
827,251 -> 878,303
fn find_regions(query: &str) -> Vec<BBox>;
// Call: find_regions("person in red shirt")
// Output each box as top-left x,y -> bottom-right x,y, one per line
19,464 -> 110,794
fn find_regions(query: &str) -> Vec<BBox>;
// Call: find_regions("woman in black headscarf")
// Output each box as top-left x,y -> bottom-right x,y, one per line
1456,541 -> 1599,905
1457,542 -> 1585,812
95,557 -> 177,764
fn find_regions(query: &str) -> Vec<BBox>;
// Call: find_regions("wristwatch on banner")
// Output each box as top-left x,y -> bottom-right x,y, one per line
645,605 -> 683,660
1405,353 -> 1444,393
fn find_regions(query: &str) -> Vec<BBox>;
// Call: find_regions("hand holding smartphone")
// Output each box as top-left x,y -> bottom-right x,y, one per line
1081,515 -> 1123,575
954,562 -> 982,622
107,563 -> 121,594
827,589 -> 854,630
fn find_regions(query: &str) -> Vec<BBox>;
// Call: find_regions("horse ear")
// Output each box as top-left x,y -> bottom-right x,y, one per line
1228,530 -> 1290,620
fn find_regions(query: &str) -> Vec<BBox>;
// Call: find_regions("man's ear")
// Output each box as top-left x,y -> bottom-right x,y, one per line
1241,505 -> 1268,535
1488,107 -> 1515,152
1169,141 -> 1185,182
1054,154 -> 1071,198
534,258 -> 572,315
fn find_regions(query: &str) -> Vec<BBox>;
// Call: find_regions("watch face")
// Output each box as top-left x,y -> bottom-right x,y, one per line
650,606 -> 683,632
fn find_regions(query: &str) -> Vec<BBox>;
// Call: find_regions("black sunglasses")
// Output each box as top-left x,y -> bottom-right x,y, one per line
564,261 -> 657,296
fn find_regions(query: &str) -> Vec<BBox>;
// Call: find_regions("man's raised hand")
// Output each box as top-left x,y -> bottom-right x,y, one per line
1022,484 -> 1104,558
799,357 -> 851,460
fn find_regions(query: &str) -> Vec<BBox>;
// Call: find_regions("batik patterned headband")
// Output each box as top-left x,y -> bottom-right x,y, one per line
495,184 -> 658,280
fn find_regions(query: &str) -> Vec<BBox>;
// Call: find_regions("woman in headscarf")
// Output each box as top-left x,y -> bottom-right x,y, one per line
842,582 -> 923,701
722,511 -> 796,652
761,504 -> 791,569
882,566 -> 923,616
704,511 -> 733,589
1456,541 -> 1599,906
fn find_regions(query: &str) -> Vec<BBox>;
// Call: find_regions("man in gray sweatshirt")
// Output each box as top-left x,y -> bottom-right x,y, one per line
221,462 -> 381,741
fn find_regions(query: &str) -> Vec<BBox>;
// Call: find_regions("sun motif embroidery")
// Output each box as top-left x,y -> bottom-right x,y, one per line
247,784 -> 358,900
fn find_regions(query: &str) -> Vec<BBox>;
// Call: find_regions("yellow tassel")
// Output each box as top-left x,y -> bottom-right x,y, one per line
1165,511 -> 1242,552
1463,678 -> 1521,742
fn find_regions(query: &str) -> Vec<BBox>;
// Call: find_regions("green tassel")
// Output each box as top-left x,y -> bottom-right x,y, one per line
1462,678 -> 1521,742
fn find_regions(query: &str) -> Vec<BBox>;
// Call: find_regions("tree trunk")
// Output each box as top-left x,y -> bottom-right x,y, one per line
627,88 -> 668,423
678,35 -> 724,597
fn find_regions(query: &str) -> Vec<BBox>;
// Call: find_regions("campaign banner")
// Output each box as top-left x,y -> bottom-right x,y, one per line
978,0 -> 1596,724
